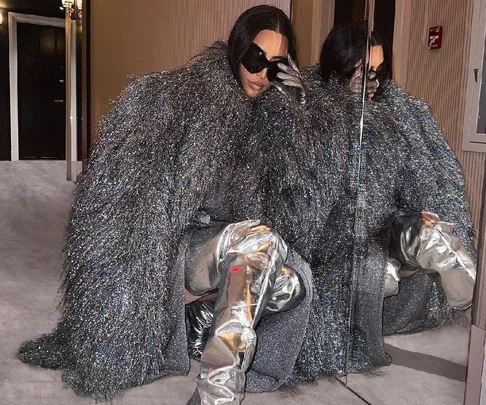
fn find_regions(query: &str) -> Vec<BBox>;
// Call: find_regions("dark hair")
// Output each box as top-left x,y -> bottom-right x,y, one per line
319,21 -> 392,90
228,5 -> 297,84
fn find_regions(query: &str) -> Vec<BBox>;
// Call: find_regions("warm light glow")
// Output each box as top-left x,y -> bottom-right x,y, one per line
61,0 -> 81,9
61,0 -> 82,19
0,11 -> 3,25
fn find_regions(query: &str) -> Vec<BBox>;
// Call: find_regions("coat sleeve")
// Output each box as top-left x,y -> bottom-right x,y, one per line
19,73 -> 190,400
395,96 -> 475,257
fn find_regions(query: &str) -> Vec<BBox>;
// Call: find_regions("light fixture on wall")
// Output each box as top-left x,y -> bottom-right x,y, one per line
61,0 -> 82,20
0,10 -> 3,25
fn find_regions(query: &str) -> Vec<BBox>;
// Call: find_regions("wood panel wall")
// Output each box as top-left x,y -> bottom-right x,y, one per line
90,0 -> 291,141
404,0 -> 485,235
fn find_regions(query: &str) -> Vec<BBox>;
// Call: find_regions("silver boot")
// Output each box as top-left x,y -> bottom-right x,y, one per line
186,264 -> 304,360
186,300 -> 215,360
392,211 -> 476,309
185,220 -> 288,405
384,258 -> 401,298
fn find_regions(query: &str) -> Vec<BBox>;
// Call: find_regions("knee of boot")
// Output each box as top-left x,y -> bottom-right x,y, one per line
223,221 -> 287,258
265,266 -> 306,314
214,321 -> 258,355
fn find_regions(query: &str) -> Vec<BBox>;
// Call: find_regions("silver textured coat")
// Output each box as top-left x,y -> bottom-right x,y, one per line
17,44 -> 336,400
290,67 -> 475,383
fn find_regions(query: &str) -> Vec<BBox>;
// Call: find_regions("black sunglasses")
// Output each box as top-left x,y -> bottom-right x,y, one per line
241,43 -> 288,82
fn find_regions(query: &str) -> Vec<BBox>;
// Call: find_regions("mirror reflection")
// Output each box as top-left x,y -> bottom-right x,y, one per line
321,1 -> 480,404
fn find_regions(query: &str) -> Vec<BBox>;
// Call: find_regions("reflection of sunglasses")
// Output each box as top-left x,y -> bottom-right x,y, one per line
241,43 -> 288,82
347,63 -> 386,80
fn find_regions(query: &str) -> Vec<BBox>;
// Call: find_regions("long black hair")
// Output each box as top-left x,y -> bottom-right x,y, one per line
228,5 -> 297,84
319,21 -> 392,90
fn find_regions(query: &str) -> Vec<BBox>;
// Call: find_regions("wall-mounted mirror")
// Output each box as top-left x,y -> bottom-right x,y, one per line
326,1 -> 485,404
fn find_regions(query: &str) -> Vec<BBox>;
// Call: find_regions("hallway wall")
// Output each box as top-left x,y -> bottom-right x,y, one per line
89,0 -> 291,143
402,0 -> 485,235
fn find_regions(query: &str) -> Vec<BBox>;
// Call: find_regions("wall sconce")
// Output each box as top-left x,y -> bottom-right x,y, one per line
0,10 -> 3,25
61,0 -> 82,20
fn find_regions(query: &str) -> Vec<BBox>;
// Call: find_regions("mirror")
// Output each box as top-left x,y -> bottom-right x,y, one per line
327,1 -> 479,404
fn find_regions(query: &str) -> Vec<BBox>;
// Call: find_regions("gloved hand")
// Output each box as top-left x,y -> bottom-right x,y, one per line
271,55 -> 307,106
347,66 -> 380,100
384,258 -> 401,297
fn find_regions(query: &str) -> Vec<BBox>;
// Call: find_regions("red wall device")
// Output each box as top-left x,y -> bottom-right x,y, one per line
428,26 -> 443,50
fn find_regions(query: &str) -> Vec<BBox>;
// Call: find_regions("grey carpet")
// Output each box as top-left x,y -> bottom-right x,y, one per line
0,161 -> 470,405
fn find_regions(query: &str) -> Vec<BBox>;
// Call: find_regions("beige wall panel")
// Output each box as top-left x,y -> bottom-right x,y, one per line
90,0 -> 290,140
292,0 -> 314,66
292,0 -> 334,67
404,0 -> 485,235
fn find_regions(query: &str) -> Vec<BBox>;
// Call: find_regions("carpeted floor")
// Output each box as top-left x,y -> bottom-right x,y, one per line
0,161 -> 471,405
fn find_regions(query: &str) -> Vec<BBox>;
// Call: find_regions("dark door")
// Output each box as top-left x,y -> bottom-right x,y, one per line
334,0 -> 366,24
18,23 -> 65,159
333,0 -> 396,57
374,0 -> 396,58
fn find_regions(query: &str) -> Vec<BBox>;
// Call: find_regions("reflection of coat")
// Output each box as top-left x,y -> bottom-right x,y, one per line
291,68 -> 474,381
17,43 -> 337,400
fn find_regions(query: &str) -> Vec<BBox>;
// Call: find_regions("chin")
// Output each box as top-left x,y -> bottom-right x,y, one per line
244,87 -> 265,99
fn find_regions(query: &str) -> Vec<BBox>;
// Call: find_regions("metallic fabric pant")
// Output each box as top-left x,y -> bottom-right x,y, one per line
184,221 -> 304,405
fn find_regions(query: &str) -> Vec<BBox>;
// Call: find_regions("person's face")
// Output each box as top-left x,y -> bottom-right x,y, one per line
368,45 -> 385,99
239,29 -> 288,99
350,45 -> 385,99
370,45 -> 384,71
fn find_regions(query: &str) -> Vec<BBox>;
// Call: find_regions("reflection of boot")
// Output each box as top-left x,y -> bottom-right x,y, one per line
392,212 -> 476,309
187,221 -> 287,405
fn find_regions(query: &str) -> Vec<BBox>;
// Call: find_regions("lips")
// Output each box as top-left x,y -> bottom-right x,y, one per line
248,81 -> 264,91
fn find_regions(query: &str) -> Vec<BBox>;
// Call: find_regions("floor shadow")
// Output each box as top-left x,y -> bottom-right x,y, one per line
385,344 -> 467,382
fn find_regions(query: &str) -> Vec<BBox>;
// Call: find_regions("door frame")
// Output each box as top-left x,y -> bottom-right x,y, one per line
391,0 -> 411,88
8,12 -> 65,161
462,0 -> 486,152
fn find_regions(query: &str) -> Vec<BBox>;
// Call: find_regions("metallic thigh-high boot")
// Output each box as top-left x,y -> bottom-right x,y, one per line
185,220 -> 287,405
186,264 -> 305,360
186,300 -> 215,360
